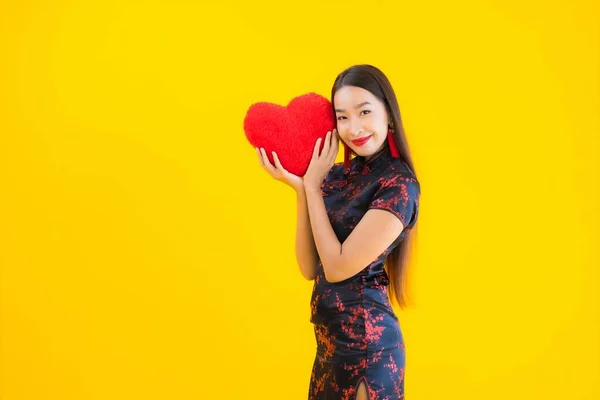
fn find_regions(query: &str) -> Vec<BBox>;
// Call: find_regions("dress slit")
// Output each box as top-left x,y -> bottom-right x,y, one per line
354,376 -> 371,400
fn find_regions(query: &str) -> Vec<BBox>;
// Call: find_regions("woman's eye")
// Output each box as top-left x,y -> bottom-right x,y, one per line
337,111 -> 368,120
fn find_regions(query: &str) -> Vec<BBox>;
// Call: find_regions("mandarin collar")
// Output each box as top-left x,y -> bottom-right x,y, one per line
344,142 -> 392,176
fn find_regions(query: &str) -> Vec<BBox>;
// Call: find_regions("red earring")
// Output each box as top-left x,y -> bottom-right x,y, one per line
387,128 -> 400,158
343,143 -> 351,169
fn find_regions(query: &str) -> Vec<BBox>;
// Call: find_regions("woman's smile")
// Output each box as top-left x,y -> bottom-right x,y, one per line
351,135 -> 372,146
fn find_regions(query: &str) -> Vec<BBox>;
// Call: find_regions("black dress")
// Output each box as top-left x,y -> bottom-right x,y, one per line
308,143 -> 420,400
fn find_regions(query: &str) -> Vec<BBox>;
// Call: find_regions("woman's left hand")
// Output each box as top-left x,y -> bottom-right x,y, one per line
303,129 -> 339,192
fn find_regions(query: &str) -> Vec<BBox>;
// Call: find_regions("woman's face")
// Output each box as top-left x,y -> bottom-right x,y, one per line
333,85 -> 390,160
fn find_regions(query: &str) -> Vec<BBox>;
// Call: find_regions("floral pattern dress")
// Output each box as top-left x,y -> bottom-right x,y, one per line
308,143 -> 420,400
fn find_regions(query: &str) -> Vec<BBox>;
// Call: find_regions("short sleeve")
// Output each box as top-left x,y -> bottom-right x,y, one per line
368,173 -> 420,228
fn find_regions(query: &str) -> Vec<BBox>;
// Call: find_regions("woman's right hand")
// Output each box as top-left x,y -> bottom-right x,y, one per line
256,147 -> 304,192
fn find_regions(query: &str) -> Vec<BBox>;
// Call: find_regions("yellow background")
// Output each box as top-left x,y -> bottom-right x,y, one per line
1,1 -> 598,399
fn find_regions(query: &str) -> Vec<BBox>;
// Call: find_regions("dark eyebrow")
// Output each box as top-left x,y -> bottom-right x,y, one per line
334,101 -> 372,113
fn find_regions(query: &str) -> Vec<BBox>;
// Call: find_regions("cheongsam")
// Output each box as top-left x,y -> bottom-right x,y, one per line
308,143 -> 420,400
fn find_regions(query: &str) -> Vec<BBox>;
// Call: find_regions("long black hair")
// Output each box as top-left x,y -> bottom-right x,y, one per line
331,64 -> 419,309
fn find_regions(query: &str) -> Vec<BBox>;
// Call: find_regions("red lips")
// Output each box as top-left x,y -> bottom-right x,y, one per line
351,135 -> 372,146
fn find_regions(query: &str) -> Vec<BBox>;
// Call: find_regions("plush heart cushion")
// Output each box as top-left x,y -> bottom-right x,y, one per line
243,92 -> 336,176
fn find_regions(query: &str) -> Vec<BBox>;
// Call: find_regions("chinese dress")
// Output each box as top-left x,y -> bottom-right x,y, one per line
308,142 -> 420,400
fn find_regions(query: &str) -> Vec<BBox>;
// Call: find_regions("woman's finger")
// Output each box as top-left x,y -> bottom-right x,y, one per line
321,131 -> 331,158
312,138 -> 322,160
330,130 -> 339,160
272,151 -> 286,173
260,148 -> 276,174
327,130 -> 336,158
256,147 -> 264,167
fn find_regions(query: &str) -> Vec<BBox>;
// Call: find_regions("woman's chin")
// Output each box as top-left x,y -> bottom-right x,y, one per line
353,143 -> 376,156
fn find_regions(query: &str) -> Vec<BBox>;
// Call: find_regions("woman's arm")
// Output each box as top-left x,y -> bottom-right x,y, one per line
295,187 -> 318,280
254,148 -> 317,280
306,186 -> 405,283
304,187 -> 343,282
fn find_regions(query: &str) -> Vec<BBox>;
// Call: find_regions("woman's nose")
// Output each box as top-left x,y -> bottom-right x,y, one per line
349,120 -> 363,137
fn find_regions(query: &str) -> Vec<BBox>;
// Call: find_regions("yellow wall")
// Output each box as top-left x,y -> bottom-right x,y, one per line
1,1 -> 598,399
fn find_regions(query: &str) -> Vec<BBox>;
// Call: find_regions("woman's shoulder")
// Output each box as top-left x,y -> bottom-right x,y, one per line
322,156 -> 417,184
323,162 -> 347,182
376,157 -> 417,181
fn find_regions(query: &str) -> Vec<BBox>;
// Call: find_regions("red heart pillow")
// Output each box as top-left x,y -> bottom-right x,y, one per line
243,92 -> 336,176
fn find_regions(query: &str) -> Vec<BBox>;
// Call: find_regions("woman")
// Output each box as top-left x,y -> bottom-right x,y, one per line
257,64 -> 420,400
